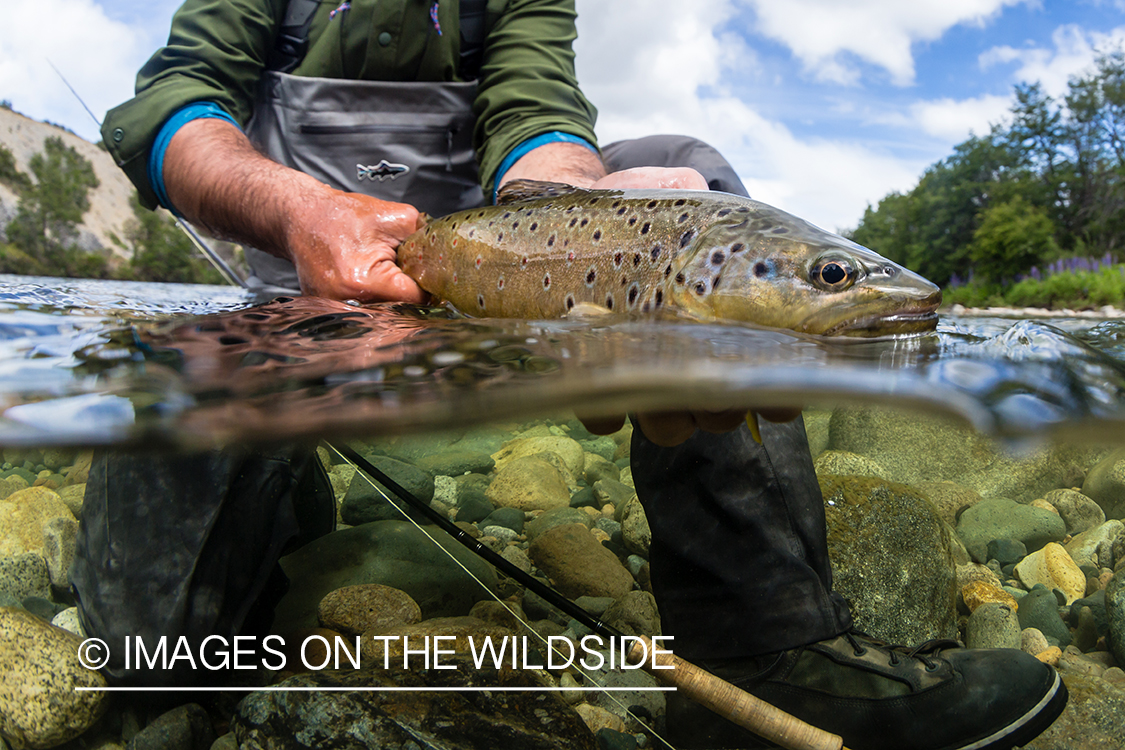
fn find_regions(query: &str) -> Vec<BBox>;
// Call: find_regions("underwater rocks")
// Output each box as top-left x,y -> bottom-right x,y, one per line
965,601 -> 1021,650
1018,671 -> 1125,750
1043,489 -> 1106,535
1015,543 -> 1087,604
273,521 -> 498,633
1108,573 -> 1125,670
529,523 -> 635,600
828,407 -> 1099,503
1081,447 -> 1125,520
492,436 -> 587,489
317,584 -> 422,636
955,498 -> 1067,563
819,476 -> 958,645
0,607 -> 108,749
233,659 -> 596,750
486,455 -> 571,512
339,454 -> 435,525
1065,520 -> 1125,570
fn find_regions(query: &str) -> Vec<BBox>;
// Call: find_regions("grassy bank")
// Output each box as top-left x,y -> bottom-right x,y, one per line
942,265 -> 1125,311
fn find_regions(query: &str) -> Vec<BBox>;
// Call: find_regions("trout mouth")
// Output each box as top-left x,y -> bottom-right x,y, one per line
822,304 -> 940,337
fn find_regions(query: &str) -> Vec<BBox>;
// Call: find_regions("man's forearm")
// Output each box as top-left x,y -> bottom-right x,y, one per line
497,141 -> 606,190
162,118 -> 329,262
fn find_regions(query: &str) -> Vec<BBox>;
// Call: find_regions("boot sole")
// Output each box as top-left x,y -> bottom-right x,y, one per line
953,669 -> 1068,750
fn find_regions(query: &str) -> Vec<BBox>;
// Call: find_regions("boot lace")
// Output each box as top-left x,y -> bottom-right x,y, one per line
843,630 -> 960,672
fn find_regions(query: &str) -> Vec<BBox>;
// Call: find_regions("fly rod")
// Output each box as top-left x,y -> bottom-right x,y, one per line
334,442 -> 849,750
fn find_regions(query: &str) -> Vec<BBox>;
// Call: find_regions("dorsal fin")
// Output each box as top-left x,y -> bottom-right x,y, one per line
496,179 -> 588,205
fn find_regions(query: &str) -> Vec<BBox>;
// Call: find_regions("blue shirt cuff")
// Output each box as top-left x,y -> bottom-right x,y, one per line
148,102 -> 241,215
492,132 -> 600,203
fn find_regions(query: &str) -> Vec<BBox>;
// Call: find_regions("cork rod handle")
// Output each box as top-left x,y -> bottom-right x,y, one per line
629,637 -> 848,750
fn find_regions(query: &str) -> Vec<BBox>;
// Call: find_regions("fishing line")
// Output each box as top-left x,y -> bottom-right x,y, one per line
324,441 -> 677,748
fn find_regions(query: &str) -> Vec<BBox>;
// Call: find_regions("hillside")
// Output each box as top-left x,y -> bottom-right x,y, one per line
0,107 -> 136,263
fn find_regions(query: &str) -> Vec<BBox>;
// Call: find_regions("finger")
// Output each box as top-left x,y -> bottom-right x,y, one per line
575,413 -> 626,435
636,411 -> 698,447
757,408 -> 804,424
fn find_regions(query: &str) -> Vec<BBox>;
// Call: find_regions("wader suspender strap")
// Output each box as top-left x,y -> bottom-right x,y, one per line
267,0 -> 489,78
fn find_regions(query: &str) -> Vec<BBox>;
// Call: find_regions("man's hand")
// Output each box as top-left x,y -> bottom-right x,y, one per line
164,118 -> 426,303
284,190 -> 428,302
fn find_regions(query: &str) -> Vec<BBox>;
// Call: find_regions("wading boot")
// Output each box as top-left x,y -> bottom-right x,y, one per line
663,631 -> 1068,750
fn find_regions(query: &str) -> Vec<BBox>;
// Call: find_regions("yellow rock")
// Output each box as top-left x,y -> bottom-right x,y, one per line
492,436 -> 586,487
0,486 -> 76,558
1030,498 -> 1059,515
1014,542 -> 1086,604
1035,646 -> 1062,666
0,607 -> 108,749
961,581 -> 1018,613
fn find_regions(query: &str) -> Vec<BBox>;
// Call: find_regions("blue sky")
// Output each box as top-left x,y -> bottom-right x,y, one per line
1,0 -> 1123,231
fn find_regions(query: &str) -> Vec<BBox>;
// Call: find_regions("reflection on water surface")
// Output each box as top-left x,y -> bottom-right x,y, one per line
3,274 -> 1125,449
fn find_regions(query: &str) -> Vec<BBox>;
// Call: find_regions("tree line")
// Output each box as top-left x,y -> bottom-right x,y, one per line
850,51 -> 1125,306
0,135 -> 228,284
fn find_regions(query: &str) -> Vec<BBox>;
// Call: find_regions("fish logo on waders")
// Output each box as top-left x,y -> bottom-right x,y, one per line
357,160 -> 410,182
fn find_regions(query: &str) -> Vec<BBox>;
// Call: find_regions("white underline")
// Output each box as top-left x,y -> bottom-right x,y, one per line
75,686 -> 677,692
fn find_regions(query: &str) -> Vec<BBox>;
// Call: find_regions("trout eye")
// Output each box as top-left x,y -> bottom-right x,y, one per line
811,258 -> 856,291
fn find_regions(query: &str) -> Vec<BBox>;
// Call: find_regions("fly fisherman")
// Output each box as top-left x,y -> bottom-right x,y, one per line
77,1 -> 1068,748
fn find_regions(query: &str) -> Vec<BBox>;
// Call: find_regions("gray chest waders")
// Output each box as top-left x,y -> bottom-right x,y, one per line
243,73 -> 484,292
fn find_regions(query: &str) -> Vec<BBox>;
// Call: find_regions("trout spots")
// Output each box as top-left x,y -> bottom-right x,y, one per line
665,264 -> 673,278
589,198 -> 600,205
654,289 -> 664,307
543,273 -> 551,289
452,272 -> 458,284
716,208 -> 732,217
593,229 -> 602,241
547,234 -> 556,247
468,229 -> 475,238
565,294 -> 576,310
628,216 -> 638,226
646,200 -> 658,209
512,221 -> 520,229
585,267 -> 598,287
712,275 -> 722,291
566,250 -> 576,266
614,251 -> 624,268
474,255 -> 483,269
674,199 -> 687,207
730,242 -> 745,253
675,271 -> 686,285
633,253 -> 642,267
497,277 -> 505,291
772,227 -> 790,234
711,250 -> 725,266
651,245 -> 662,262
694,280 -> 708,295
754,261 -> 773,278
680,230 -> 696,248
569,218 -> 578,227
678,212 -> 690,223
627,283 -> 640,308
477,294 -> 485,309
641,222 -> 651,235
497,232 -> 504,242
530,222 -> 539,231
605,294 -> 614,310
617,206 -> 628,216
580,218 -> 589,228
521,256 -> 529,268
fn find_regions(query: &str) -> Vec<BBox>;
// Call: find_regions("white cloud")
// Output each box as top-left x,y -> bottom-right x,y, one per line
574,0 -> 929,231
0,0 -> 171,142
744,0 -> 1033,86
981,23 -> 1125,97
909,94 -> 1013,140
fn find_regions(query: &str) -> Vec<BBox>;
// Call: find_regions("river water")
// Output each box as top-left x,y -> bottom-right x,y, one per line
3,274 -> 1125,450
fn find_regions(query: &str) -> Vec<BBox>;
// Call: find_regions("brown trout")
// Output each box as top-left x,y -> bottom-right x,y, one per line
399,180 -> 940,336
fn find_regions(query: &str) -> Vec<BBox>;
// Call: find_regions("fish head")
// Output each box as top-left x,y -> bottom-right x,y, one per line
668,203 -> 941,337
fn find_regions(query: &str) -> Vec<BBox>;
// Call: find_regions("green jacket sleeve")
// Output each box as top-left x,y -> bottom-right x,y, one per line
474,0 -> 599,194
101,0 -> 287,209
